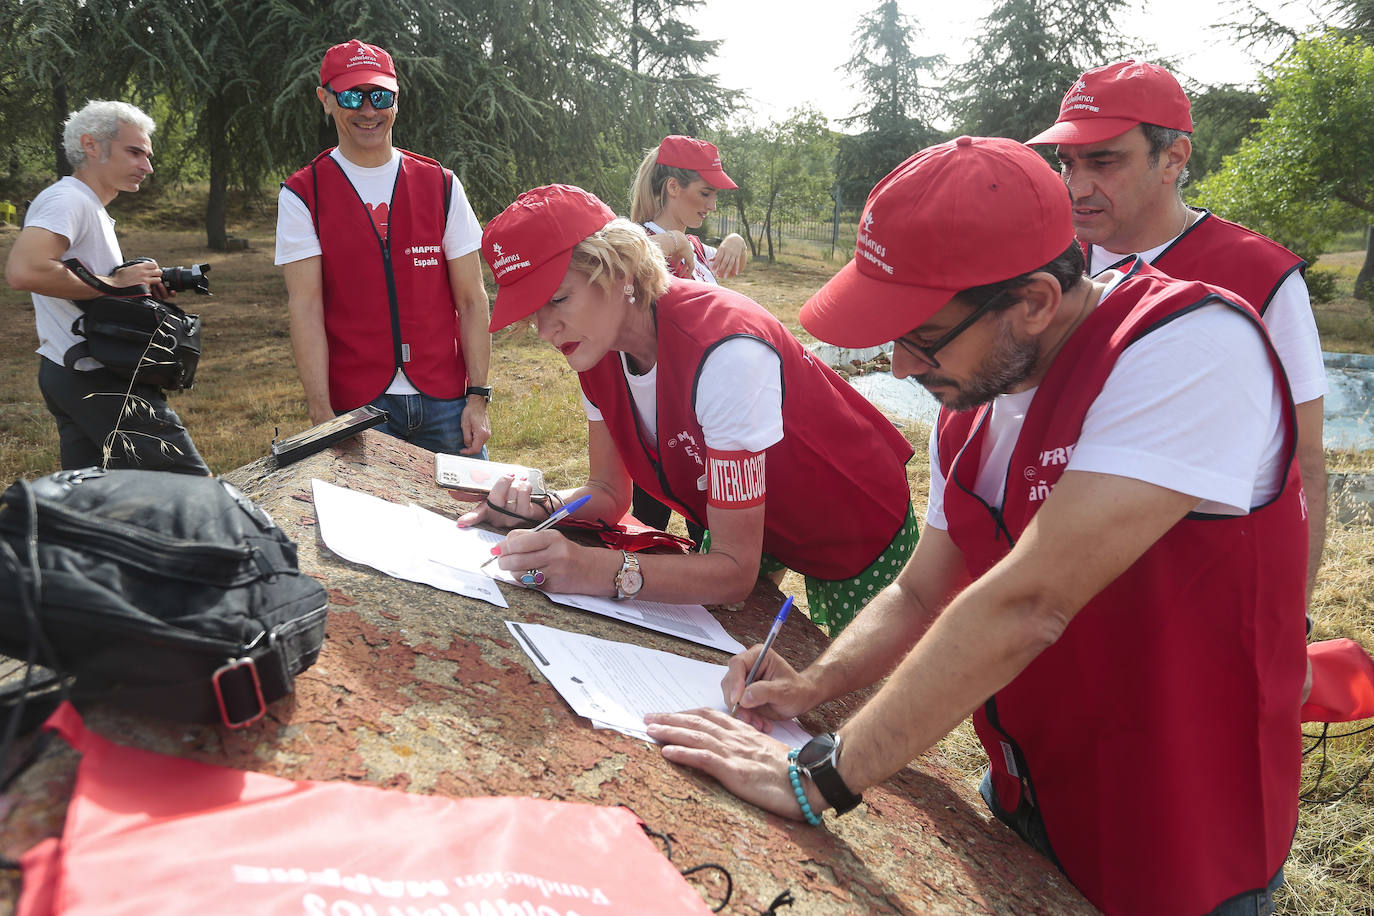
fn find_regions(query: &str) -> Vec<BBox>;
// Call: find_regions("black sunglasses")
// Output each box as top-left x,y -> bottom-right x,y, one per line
331,87 -> 396,110
894,289 -> 1019,370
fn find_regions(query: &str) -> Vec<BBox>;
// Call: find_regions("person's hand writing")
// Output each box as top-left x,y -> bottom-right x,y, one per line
722,644 -> 816,732
710,233 -> 747,279
495,529 -> 616,596
644,708 -> 810,820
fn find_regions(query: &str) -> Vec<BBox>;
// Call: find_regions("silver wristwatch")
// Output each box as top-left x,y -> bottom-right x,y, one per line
613,550 -> 643,600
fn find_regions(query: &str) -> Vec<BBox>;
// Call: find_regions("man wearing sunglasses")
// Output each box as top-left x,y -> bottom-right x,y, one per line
277,39 -> 492,457
646,138 -> 1306,916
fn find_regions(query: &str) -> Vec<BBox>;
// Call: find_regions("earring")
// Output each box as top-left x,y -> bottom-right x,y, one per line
624,284 -> 636,305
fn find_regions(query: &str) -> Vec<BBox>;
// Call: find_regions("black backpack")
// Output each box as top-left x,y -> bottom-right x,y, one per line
62,258 -> 202,390
0,468 -> 329,733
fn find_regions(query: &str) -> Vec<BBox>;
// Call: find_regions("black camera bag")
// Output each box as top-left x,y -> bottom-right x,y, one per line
0,468 -> 329,730
61,258 -> 202,390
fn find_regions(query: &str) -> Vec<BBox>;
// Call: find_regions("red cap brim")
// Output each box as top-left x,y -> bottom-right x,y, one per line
800,258 -> 956,349
330,70 -> 399,92
1025,117 -> 1139,146
488,247 -> 574,332
698,167 -> 737,191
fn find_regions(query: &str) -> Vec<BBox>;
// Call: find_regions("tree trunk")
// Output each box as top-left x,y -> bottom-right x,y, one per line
1356,223 -> 1374,302
53,74 -> 69,177
205,96 -> 229,251
763,193 -> 776,263
735,196 -> 757,257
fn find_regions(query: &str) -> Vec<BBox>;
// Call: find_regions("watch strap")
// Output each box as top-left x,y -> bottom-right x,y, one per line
465,386 -> 492,401
801,733 -> 863,815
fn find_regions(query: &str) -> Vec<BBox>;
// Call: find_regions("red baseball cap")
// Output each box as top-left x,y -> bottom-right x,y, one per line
483,185 -> 617,331
800,136 -> 1075,348
1025,59 -> 1193,146
656,136 -> 738,190
320,40 -> 398,92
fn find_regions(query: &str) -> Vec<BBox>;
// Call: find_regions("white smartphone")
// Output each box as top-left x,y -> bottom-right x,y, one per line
434,453 -> 546,497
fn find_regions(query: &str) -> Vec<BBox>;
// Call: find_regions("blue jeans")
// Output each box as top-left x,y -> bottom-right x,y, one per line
365,392 -> 488,458
977,770 -> 1284,915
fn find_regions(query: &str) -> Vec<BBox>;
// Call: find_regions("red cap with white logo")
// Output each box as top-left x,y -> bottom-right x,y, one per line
320,39 -> 398,92
482,184 -> 617,332
656,136 -> 738,190
800,136 -> 1075,348
1025,59 -> 1193,146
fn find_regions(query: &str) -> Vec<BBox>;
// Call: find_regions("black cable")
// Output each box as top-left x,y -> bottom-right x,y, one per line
680,862 -> 733,912
761,888 -> 796,913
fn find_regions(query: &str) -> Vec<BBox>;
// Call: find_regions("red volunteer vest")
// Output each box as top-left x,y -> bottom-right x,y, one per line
283,149 -> 466,409
1087,209 -> 1305,315
937,262 -> 1307,915
580,281 -> 913,580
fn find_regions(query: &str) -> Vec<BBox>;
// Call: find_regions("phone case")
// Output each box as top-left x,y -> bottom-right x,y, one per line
434,453 -> 546,496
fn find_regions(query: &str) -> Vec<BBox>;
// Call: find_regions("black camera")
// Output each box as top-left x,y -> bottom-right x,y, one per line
161,263 -> 211,295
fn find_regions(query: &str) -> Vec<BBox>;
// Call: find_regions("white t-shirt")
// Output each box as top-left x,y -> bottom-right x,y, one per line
24,177 -> 123,369
274,148 -> 484,394
1088,225 -> 1327,406
581,338 -> 784,453
926,273 -> 1289,529
644,220 -> 720,285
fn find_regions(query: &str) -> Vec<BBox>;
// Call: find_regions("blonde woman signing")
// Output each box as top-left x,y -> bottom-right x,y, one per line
458,185 -> 917,632
630,135 -> 749,284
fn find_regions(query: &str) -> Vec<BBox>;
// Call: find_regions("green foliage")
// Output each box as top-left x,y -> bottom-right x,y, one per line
835,0 -> 944,201
1306,267 -> 1341,304
1191,32 -> 1374,295
719,107 -> 837,262
946,0 -> 1134,142
1184,85 -> 1271,187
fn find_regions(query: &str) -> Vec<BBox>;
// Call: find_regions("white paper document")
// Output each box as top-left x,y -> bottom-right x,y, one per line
311,479 -> 507,607
506,621 -> 812,748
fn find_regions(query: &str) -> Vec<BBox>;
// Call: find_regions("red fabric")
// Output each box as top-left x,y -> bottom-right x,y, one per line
1100,210 -> 1305,316
1303,638 -> 1374,722
19,703 -> 711,915
284,149 -> 467,409
937,261 -> 1307,916
580,280 -> 913,580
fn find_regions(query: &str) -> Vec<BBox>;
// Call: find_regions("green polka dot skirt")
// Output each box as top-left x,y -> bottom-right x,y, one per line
803,503 -> 919,634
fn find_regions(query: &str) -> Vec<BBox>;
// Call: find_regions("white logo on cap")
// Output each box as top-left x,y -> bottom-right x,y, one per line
491,248 -> 531,280
348,50 -> 381,69
864,212 -> 875,232
856,210 -> 892,275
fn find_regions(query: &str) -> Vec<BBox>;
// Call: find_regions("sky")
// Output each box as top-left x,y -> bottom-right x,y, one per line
694,0 -> 1328,130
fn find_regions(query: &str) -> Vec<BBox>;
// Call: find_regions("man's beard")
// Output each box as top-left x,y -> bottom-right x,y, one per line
918,318 -> 1039,412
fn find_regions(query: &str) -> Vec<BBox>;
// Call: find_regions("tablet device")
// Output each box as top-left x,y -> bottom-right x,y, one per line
270,405 -> 388,467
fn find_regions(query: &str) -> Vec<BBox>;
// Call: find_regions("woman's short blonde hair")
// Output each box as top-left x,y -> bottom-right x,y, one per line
628,144 -> 701,223
569,218 -> 671,307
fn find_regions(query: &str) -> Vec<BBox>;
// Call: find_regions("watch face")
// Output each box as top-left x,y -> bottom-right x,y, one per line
797,733 -> 838,769
620,568 -> 644,595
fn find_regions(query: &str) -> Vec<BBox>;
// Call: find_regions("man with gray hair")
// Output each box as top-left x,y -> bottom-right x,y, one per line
1027,60 -> 1327,597
5,99 -> 209,474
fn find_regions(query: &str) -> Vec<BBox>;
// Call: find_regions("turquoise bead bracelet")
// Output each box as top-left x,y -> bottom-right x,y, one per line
787,748 -> 823,826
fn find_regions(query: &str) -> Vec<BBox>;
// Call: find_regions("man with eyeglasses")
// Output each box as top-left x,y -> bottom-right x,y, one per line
645,137 -> 1306,916
276,39 -> 492,456
1026,60 -> 1327,599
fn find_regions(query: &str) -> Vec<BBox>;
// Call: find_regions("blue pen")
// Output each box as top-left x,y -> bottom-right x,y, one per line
730,595 -> 794,716
481,493 -> 593,570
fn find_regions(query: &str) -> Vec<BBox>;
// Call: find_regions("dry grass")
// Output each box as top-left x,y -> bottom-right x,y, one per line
1,212 -> 1372,912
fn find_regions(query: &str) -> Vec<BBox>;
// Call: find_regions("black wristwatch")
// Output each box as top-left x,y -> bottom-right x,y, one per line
465,385 -> 492,402
795,732 -> 863,815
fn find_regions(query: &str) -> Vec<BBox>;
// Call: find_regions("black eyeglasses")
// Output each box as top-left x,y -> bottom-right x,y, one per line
894,289 -> 1018,370
331,87 -> 396,110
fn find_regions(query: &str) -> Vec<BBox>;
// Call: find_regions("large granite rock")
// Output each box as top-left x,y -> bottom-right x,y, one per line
0,431 -> 1091,914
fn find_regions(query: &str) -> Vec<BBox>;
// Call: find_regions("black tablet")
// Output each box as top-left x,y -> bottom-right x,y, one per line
270,405 -> 388,467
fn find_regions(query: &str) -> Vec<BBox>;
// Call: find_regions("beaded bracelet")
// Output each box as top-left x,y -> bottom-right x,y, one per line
787,749 -> 823,826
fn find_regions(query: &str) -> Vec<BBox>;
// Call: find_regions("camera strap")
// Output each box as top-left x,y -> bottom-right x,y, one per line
62,257 -> 151,300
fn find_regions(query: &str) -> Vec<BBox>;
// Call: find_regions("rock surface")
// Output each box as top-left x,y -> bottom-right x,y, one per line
0,431 -> 1091,914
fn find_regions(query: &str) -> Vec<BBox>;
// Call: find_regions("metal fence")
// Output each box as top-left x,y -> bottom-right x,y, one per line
708,210 -> 863,261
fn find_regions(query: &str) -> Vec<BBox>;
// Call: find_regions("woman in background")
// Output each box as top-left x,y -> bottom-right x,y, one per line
630,135 -> 748,284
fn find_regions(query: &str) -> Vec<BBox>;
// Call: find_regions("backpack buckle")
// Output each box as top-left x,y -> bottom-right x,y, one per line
212,657 -> 266,729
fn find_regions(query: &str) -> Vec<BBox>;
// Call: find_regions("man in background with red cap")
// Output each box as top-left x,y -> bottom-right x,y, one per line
1027,59 -> 1327,597
276,39 -> 491,456
646,136 -> 1306,916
